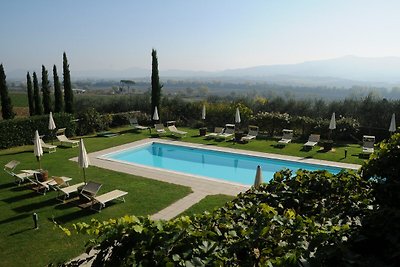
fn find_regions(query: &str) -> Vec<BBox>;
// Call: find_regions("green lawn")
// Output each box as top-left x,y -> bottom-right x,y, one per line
0,129 -> 192,267
178,194 -> 236,217
178,128 -> 365,165
0,125 -> 367,266
9,92 -> 28,107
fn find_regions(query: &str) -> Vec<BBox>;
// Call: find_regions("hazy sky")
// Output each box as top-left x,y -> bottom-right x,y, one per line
1,0 -> 400,72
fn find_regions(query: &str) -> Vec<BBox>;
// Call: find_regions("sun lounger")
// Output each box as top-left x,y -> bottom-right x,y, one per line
303,134 -> 320,148
362,135 -> 375,155
129,117 -> 148,130
205,127 -> 224,139
278,129 -> 293,146
216,124 -> 235,141
168,125 -> 187,137
242,126 -> 259,142
55,182 -> 86,201
80,181 -> 103,201
91,189 -> 128,212
56,134 -> 79,147
3,160 -> 34,185
154,124 -> 167,136
31,172 -> 54,195
40,139 -> 57,153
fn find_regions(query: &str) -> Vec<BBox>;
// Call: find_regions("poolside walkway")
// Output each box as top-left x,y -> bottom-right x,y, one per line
72,138 -> 360,220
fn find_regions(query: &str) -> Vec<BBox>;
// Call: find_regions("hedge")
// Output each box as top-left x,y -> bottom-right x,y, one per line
0,113 -> 76,149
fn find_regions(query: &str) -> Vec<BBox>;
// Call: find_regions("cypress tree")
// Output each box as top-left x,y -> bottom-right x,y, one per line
53,65 -> 63,113
63,52 -> 73,113
41,65 -> 52,114
26,72 -> 35,116
151,49 -> 163,117
33,72 -> 43,115
0,64 -> 15,120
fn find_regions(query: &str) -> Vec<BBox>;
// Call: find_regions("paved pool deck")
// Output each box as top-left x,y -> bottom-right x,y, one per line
72,138 -> 361,220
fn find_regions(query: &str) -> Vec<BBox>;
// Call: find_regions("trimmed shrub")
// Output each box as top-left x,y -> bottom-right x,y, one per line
0,113 -> 76,148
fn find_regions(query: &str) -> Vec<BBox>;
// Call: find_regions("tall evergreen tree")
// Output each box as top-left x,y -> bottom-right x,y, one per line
26,72 -> 35,116
53,65 -> 63,113
151,49 -> 163,117
33,72 -> 43,115
0,64 -> 15,120
63,52 -> 73,113
41,65 -> 52,114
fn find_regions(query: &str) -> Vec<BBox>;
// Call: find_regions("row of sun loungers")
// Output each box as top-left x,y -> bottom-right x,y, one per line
3,161 -> 128,212
154,123 -> 188,137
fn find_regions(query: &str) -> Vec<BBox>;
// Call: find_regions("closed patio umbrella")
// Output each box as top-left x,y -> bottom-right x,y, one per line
235,107 -> 241,124
153,106 -> 159,121
201,104 -> 206,120
328,112 -> 336,140
389,113 -> 396,133
254,165 -> 263,189
78,138 -> 90,184
33,130 -> 43,169
329,112 -> 336,130
48,112 -> 56,144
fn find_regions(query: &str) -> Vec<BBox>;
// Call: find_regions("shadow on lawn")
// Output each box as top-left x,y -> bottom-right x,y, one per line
1,191 -> 40,203
0,213 -> 30,225
52,208 -> 97,224
12,198 -> 59,213
0,181 -> 16,190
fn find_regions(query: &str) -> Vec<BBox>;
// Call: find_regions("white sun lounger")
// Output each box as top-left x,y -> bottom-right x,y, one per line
278,129 -> 293,146
91,189 -> 128,212
362,135 -> 375,155
168,125 -> 187,137
56,134 -> 79,147
55,182 -> 86,201
242,126 -> 259,142
303,134 -> 320,148
205,127 -> 224,139
216,124 -> 235,141
40,139 -> 57,153
129,117 -> 148,130
154,124 -> 167,136
3,160 -> 34,185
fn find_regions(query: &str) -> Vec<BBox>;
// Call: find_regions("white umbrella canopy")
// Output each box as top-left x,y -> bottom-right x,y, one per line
201,104 -> 206,120
254,165 -> 263,189
329,112 -> 336,130
78,138 -> 90,184
153,106 -> 159,121
48,112 -> 56,130
48,112 -> 56,144
235,107 -> 241,124
33,130 -> 43,169
389,113 -> 396,133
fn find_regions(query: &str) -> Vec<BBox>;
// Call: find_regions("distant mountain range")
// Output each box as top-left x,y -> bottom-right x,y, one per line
7,56 -> 400,87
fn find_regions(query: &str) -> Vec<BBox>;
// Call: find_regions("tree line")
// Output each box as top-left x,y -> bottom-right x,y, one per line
0,52 -> 74,119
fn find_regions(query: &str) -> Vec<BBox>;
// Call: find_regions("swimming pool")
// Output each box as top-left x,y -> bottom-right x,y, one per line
100,142 -> 343,186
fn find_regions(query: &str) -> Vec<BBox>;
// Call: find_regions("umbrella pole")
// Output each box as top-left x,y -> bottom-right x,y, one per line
83,168 -> 87,184
36,156 -> 41,170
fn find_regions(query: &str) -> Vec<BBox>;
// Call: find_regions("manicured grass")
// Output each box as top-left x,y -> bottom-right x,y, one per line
0,129 -> 192,267
0,125 -> 367,266
175,128 -> 366,165
178,194 -> 236,217
9,92 -> 28,107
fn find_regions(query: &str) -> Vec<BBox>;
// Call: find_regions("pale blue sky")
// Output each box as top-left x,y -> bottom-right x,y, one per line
1,0 -> 400,71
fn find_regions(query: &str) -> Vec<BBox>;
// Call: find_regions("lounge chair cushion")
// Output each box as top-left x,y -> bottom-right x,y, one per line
56,135 -> 79,147
91,189 -> 128,212
168,125 -> 187,136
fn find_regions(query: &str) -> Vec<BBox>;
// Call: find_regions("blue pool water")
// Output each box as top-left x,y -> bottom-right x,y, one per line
102,142 -> 342,186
